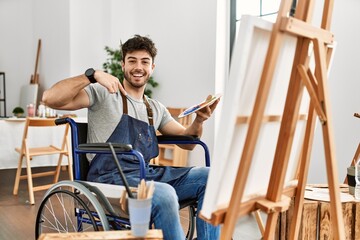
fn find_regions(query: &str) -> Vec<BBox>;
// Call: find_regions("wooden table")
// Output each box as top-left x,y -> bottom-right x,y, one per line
275,184 -> 360,239
38,229 -> 163,240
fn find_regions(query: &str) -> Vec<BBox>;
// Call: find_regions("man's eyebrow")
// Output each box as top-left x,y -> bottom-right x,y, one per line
126,56 -> 151,61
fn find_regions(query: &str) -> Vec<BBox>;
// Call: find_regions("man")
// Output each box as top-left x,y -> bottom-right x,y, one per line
42,34 -> 220,240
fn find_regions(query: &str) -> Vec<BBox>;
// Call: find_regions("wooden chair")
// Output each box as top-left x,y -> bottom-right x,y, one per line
154,107 -> 193,167
13,117 -> 73,204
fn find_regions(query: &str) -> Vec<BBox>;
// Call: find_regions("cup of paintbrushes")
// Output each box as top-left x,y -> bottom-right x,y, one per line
126,180 -> 155,237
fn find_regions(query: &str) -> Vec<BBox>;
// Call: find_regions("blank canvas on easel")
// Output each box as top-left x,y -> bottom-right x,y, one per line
201,0 -> 345,238
201,15 -> 310,221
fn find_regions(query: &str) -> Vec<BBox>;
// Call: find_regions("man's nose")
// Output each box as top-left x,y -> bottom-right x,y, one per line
134,61 -> 142,69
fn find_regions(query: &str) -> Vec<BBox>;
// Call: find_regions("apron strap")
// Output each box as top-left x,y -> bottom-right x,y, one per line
120,91 -> 154,126
143,95 -> 154,126
121,91 -> 128,114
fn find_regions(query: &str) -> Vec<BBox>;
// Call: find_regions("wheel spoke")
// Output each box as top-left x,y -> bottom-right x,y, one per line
36,188 -> 99,237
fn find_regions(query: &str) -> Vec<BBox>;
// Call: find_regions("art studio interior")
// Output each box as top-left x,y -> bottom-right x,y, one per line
0,0 -> 359,239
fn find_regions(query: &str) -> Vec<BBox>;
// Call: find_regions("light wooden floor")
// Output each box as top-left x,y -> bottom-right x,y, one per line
0,167 -> 70,240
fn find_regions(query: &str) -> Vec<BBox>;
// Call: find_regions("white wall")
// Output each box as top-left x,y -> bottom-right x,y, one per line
0,0 -> 71,113
308,0 -> 360,183
34,0 -> 71,108
69,0 -> 108,76
0,0 -> 35,111
0,0 -> 217,166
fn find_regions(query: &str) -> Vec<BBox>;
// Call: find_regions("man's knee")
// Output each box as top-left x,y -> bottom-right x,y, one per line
190,167 -> 210,186
152,182 -> 179,210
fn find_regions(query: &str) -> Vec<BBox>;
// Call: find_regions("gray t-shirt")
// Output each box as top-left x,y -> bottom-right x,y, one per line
84,83 -> 173,149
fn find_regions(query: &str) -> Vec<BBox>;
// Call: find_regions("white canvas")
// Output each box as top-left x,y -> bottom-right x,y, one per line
201,15 -> 310,219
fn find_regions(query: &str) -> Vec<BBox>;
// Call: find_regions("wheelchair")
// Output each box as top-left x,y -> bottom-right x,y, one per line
35,117 -> 210,239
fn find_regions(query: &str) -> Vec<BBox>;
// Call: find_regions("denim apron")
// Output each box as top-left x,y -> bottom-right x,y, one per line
87,92 -> 192,187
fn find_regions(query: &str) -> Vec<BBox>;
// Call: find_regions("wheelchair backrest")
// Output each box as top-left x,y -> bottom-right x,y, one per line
75,122 -> 90,181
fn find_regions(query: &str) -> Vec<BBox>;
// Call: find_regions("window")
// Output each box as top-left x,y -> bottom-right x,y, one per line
230,0 -> 297,56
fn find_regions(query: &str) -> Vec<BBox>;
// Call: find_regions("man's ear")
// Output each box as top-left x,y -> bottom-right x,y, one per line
121,61 -> 125,70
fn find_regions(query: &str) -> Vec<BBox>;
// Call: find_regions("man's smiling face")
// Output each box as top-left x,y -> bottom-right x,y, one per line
122,50 -> 155,89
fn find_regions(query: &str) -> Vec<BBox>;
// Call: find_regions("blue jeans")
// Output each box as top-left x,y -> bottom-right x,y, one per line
151,167 -> 220,240
95,166 -> 220,239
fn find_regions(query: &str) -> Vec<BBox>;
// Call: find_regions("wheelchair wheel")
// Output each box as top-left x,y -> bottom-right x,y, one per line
35,181 -> 110,238
180,204 -> 196,240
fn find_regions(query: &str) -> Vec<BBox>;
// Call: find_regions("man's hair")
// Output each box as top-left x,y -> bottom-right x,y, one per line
121,35 -> 157,62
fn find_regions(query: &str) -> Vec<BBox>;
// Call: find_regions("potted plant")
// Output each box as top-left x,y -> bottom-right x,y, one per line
12,106 -> 24,117
103,46 -> 159,98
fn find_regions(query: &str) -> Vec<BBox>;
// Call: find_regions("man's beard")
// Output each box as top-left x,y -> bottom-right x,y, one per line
124,72 -> 149,88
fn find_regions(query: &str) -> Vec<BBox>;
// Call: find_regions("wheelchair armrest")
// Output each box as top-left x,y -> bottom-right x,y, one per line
156,134 -> 211,167
78,143 -> 132,152
55,117 -> 69,125
157,134 -> 199,143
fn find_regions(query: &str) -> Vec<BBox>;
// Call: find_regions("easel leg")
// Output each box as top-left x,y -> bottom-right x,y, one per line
351,143 -> 360,166
289,104 -> 317,239
320,114 -> 345,239
254,210 -> 265,236
313,38 -> 345,239
264,27 -> 312,240
263,212 -> 280,239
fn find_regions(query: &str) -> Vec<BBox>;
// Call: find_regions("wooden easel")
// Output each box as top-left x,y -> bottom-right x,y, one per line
350,144 -> 360,167
350,113 -> 360,167
30,39 -> 41,84
344,113 -> 360,184
201,0 -> 345,239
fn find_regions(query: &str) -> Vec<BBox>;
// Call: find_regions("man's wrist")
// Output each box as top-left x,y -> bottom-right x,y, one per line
85,68 -> 96,83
